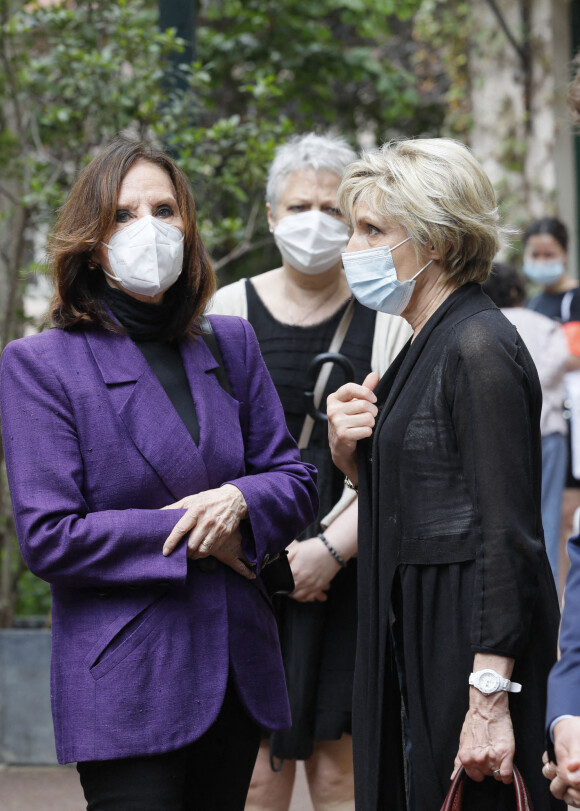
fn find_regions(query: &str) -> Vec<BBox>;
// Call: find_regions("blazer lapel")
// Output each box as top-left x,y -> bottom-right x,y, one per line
179,334 -> 243,486
85,329 -> 210,501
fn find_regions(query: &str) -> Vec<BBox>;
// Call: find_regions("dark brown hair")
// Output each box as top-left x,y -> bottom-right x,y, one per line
482,261 -> 526,309
523,216 -> 568,253
48,135 -> 215,339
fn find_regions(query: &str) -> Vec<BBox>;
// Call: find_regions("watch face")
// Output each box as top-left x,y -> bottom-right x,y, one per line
478,671 -> 500,693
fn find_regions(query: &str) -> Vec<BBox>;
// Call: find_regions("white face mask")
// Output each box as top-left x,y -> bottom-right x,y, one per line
273,210 -> 350,275
102,215 -> 184,297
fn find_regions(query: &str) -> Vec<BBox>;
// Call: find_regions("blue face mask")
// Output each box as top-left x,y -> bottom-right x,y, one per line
522,260 -> 565,287
342,237 -> 432,316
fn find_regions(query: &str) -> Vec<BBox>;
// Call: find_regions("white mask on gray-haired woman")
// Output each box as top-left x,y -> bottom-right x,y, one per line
273,210 -> 349,275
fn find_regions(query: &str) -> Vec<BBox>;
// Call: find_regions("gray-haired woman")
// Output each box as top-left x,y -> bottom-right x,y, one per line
211,132 -> 410,811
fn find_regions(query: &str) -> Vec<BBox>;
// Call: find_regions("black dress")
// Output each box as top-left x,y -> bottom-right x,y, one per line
354,284 -> 563,810
246,279 -> 376,760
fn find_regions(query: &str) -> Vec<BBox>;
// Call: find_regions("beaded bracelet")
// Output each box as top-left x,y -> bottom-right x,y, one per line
317,532 -> 347,568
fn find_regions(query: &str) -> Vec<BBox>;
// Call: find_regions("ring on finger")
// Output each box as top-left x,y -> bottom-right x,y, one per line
493,769 -> 501,778
200,540 -> 213,551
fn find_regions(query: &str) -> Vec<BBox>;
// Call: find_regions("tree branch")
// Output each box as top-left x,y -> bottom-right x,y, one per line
212,197 -> 272,272
483,0 -> 527,66
213,235 -> 273,272
0,183 -> 19,206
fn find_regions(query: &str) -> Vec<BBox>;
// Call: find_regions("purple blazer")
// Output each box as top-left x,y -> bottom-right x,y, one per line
0,314 -> 318,764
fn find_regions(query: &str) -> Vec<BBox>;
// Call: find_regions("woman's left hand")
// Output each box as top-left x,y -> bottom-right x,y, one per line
452,691 -> 515,783
286,538 -> 341,602
161,484 -> 255,579
542,718 -> 580,806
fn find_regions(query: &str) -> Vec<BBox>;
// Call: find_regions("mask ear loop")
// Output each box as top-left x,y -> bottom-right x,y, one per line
390,236 -> 411,251
410,258 -> 433,281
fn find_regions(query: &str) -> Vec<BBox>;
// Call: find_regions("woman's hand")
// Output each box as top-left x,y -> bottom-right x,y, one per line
161,484 -> 255,580
327,371 -> 379,482
286,538 -> 341,602
453,654 -> 516,783
542,718 -> 580,806
287,496 -> 358,602
453,692 -> 515,783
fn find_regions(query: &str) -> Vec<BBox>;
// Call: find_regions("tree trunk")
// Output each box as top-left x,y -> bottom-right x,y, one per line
0,200 -> 28,628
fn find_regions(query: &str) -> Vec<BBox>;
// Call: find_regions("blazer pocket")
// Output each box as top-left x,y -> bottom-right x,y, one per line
85,594 -> 168,681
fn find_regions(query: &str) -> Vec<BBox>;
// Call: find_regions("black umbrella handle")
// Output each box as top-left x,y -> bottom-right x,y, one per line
304,352 -> 356,423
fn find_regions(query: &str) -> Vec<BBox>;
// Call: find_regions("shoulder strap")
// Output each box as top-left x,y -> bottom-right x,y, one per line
298,297 -> 356,450
562,290 -> 574,323
198,315 -> 233,396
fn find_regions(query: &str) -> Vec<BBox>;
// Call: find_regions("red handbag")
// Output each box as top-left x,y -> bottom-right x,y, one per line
441,765 -> 534,811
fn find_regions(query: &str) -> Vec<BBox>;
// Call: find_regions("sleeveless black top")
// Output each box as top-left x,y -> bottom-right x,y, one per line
245,279 -> 376,445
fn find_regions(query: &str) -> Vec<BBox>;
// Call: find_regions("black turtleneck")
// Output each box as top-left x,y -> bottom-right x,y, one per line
102,284 -> 200,445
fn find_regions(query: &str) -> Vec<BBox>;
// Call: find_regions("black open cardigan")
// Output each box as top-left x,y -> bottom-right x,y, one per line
353,283 -> 563,811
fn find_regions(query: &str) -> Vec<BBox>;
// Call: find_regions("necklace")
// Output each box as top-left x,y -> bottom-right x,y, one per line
285,280 -> 345,326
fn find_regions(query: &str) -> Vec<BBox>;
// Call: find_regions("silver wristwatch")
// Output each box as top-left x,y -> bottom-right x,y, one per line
469,669 -> 522,695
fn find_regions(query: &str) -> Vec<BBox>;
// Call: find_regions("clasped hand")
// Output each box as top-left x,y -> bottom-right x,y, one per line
542,717 -> 580,807
286,537 -> 341,602
161,484 -> 255,580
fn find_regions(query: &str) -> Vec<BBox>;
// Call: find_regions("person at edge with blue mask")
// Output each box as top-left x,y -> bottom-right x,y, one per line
538,53 -> 580,811
524,217 -> 580,592
525,217 -> 578,321
326,137 -> 562,811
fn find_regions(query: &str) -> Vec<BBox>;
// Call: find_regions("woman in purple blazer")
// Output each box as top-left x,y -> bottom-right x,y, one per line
0,136 -> 318,810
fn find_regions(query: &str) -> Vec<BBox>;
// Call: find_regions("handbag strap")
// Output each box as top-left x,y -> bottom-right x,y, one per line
298,297 -> 356,450
513,765 -> 534,811
441,767 -> 465,811
198,315 -> 232,396
441,766 -> 534,811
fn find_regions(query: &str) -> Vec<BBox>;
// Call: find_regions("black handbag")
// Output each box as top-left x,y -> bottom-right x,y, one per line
199,316 -> 295,597
259,551 -> 295,596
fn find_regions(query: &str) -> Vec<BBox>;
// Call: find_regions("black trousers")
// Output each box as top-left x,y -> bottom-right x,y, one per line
76,682 -> 261,811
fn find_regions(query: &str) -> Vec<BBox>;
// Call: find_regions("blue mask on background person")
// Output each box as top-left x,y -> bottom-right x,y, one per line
342,237 -> 432,316
522,259 -> 565,287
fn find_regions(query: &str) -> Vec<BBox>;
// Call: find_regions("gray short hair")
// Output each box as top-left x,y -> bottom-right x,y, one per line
266,133 -> 357,215
338,138 -> 503,285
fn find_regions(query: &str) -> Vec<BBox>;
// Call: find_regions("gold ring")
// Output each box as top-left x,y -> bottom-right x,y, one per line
200,540 -> 213,551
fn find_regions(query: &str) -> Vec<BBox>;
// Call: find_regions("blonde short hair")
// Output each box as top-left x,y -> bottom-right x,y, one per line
338,138 -> 502,285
